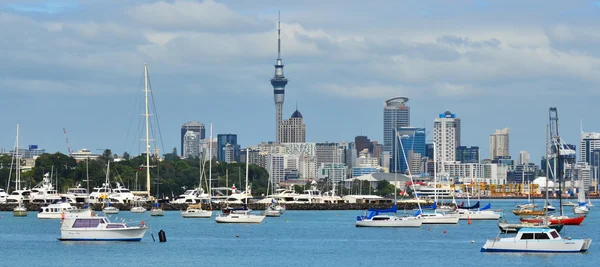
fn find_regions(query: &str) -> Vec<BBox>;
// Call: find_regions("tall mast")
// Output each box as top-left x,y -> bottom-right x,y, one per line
209,123 -> 213,197
144,64 -> 151,198
16,123 -> 20,191
433,141 -> 437,204
245,147 -> 249,205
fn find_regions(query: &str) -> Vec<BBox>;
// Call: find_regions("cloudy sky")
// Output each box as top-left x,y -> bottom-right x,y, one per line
1,0 -> 599,161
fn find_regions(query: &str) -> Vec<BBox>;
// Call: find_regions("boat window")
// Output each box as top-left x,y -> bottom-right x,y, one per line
72,219 -> 102,228
106,224 -> 125,229
372,217 -> 389,221
520,233 -> 534,240
550,231 -> 559,239
534,233 -> 550,240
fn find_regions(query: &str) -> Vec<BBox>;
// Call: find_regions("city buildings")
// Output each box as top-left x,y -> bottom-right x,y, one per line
271,17 -> 288,144
217,134 -> 239,162
392,127 -> 425,173
434,111 -> 459,163
383,97 -> 410,153
317,163 -> 348,183
180,122 -> 205,156
444,162 -> 508,185
456,146 -> 479,163
519,150 -> 530,165
490,128 -> 510,159
280,109 -> 306,143
182,131 -> 201,158
315,142 -> 342,168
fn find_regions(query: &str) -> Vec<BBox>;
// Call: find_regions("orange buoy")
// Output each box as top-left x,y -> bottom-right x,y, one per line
61,213 -> 65,220
468,216 -> 472,225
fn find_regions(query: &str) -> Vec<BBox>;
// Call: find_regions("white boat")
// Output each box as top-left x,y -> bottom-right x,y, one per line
215,148 -> 265,224
31,172 -> 61,204
109,183 -> 138,204
573,205 -> 589,215
61,187 -> 89,203
481,228 -> 592,253
38,202 -> 92,219
0,188 -> 8,203
264,205 -> 281,217
356,207 -> 423,227
7,190 -> 32,204
59,216 -> 148,241
456,208 -> 502,220
421,212 -> 459,224
9,124 -> 29,217
13,205 -> 28,217
562,201 -> 577,207
131,205 -> 146,213
181,204 -> 213,218
103,206 -> 120,214
573,179 -> 590,215
150,202 -> 164,216
171,189 -> 206,204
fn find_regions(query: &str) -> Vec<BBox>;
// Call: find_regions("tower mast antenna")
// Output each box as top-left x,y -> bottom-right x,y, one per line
278,10 -> 281,59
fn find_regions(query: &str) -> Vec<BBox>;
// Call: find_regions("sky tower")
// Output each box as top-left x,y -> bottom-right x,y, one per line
271,12 -> 288,143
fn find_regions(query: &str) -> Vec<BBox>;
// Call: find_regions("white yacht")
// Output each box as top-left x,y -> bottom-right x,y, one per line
322,190 -> 346,204
31,174 -> 61,204
109,183 -> 137,204
59,216 -> 148,241
420,212 -> 460,224
171,189 -> 206,204
257,188 -> 298,204
0,188 -> 8,203
290,189 -> 324,204
102,202 -> 120,214
38,202 -> 92,219
181,204 -> 213,218
7,189 -> 32,204
356,207 -> 423,227
61,187 -> 89,203
413,184 -> 454,198
88,185 -> 111,203
455,208 -> 502,220
481,228 -> 592,253
150,202 -> 164,216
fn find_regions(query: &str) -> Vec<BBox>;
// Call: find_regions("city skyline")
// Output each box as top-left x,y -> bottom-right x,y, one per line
1,1 -> 600,162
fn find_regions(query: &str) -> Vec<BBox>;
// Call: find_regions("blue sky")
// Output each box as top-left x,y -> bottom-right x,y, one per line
1,0 -> 600,162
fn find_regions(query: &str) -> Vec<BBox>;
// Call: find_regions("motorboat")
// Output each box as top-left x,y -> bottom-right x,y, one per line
102,202 -> 119,214
0,188 -> 8,203
356,205 -> 423,227
181,204 -> 212,218
131,206 -> 146,213
455,203 -> 502,220
31,174 -> 61,204
13,202 -> 27,217
264,204 -> 282,217
516,203 -> 535,209
109,183 -> 138,204
38,202 -> 93,219
61,187 -> 89,203
481,228 -> 591,253
562,201 -> 577,207
546,204 -> 556,212
88,185 -> 111,204
58,216 -> 148,241
512,208 -> 546,216
150,202 -> 164,216
497,220 -> 564,233
7,189 -> 32,204
521,215 -> 585,226
171,189 -> 206,204
420,212 -> 459,224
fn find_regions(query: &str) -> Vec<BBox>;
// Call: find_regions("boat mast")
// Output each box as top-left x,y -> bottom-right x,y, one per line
433,141 -> 437,204
15,123 -> 20,191
144,64 -> 151,199
245,147 -> 249,206
208,123 -> 213,199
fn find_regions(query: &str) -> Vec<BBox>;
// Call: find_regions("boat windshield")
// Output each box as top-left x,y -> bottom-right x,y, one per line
72,219 -> 102,228
550,230 -> 559,239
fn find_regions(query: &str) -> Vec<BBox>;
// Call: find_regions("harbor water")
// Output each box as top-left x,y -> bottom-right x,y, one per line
0,199 -> 597,266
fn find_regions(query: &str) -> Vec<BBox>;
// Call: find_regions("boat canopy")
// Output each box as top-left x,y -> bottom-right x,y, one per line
461,201 -> 480,210
479,203 -> 491,210
422,202 -> 437,210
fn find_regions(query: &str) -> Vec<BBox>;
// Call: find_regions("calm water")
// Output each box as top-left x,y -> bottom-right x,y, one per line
0,199 -> 598,267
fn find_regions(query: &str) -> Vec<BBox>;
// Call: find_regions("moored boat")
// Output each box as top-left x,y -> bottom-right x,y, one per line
181,204 -> 213,218
512,208 -> 546,216
38,202 -> 92,219
356,206 -> 423,227
59,216 -> 148,241
497,220 -> 564,233
520,215 -> 585,226
481,228 -> 591,253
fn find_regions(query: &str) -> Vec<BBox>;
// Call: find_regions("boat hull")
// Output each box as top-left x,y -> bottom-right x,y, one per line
457,211 -> 501,220
102,208 -> 120,214
60,228 -> 148,241
498,222 -> 564,233
39,209 -> 93,219
215,214 -> 265,223
422,215 -> 459,224
150,209 -> 164,216
521,216 -> 585,226
264,210 -> 281,217
13,210 -> 27,217
130,207 -> 146,213
356,217 -> 423,227
481,239 -> 592,253
181,209 -> 212,218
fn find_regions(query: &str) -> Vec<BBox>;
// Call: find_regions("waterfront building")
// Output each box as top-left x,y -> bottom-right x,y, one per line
217,134 -> 238,162
352,166 -> 380,177
456,146 -> 479,163
317,163 -> 348,183
433,111 -> 459,164
443,162 -> 508,185
280,109 -> 306,143
565,162 -> 592,191
383,97 -> 410,153
579,132 -> 600,163
267,153 -> 286,185
180,122 -> 205,156
519,150 -> 531,165
315,142 -> 342,167
490,128 -> 510,159
283,142 -> 315,156
507,163 -> 537,183
183,131 -> 200,158
271,16 -> 288,144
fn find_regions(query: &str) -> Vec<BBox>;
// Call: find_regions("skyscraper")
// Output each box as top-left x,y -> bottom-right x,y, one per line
183,131 -> 200,158
392,127 -> 425,173
456,146 -> 479,163
271,14 -> 288,143
490,128 -> 510,159
280,109 -> 305,143
519,150 -> 530,165
217,134 -> 238,162
180,122 -> 205,156
433,111 -> 459,163
383,97 -> 410,153
579,132 -> 600,164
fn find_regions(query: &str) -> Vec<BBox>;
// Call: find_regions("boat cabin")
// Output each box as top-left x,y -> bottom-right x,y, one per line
67,217 -> 128,229
516,228 -> 561,241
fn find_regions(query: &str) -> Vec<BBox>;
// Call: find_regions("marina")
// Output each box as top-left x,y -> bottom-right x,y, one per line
0,199 -> 596,266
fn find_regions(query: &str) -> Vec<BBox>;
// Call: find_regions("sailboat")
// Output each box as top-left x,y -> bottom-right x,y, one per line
420,141 -> 458,224
101,162 -> 120,214
355,130 -> 423,227
264,174 -> 282,217
10,124 -> 27,217
150,165 -> 164,216
215,148 -> 265,223
516,170 -> 535,209
454,184 -> 502,220
573,179 -> 589,215
181,145 -> 213,218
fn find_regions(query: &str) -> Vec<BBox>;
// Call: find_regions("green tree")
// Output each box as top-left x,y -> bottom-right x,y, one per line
122,152 -> 131,160
376,180 -> 396,197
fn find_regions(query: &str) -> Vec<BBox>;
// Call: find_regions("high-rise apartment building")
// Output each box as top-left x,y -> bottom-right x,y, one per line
456,146 -> 479,163
183,131 -> 201,158
434,111 -> 459,163
392,127 -> 425,173
180,122 -> 205,156
315,142 -> 342,168
490,128 -> 510,159
383,97 -> 410,153
217,134 -> 239,162
519,150 -> 530,165
280,109 -> 305,143
580,132 -> 600,164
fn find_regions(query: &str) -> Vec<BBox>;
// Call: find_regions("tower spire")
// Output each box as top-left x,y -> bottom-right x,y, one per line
278,10 -> 281,60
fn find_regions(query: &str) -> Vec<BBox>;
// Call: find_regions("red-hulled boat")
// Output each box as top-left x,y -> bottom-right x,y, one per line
520,215 -> 585,225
